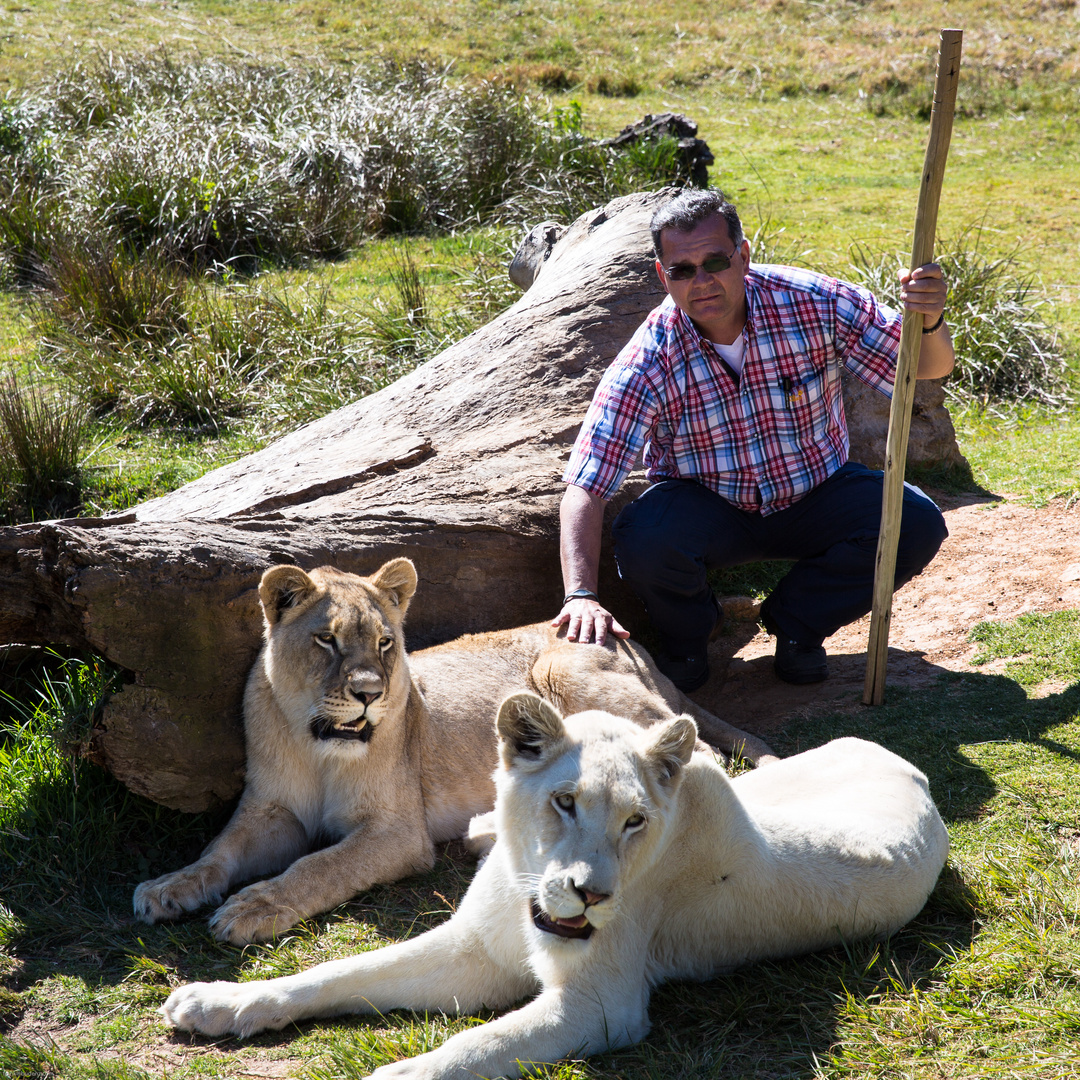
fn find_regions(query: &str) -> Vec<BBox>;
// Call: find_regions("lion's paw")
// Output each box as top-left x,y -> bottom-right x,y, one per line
367,1054 -> 445,1080
134,866 -> 227,924
208,882 -> 303,946
161,980 -> 288,1038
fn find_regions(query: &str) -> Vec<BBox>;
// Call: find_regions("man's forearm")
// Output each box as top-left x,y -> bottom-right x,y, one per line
916,319 -> 955,379
559,484 -> 606,594
554,484 -> 628,644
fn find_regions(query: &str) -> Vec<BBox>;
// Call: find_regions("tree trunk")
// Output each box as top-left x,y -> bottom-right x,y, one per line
0,188 -> 965,811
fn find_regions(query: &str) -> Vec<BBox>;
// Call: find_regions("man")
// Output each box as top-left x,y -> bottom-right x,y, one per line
553,188 -> 954,691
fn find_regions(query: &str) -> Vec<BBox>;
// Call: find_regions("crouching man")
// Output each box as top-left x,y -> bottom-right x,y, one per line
554,188 -> 953,691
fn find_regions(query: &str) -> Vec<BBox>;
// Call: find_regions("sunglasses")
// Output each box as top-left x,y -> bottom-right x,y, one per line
663,250 -> 736,281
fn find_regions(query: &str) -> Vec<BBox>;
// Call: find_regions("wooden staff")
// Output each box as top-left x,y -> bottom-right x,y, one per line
863,28 -> 963,706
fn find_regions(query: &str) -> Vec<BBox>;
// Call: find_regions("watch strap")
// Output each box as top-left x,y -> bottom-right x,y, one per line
563,589 -> 599,605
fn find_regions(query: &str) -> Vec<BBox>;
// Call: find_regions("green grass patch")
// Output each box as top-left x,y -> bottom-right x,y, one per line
970,610 -> 1080,691
954,404 -> 1080,508
2,0 -> 1078,120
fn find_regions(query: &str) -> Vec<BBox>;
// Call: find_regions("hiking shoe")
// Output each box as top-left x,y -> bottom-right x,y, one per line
773,637 -> 829,685
657,652 -> 711,694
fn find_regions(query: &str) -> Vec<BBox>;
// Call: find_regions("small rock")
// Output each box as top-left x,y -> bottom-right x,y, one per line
719,595 -> 761,621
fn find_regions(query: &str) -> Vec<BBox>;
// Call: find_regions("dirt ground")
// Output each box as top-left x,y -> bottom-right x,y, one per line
696,492 -> 1080,743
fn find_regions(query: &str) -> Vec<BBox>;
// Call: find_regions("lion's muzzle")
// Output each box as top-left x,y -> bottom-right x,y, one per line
309,713 -> 375,742
530,900 -> 594,940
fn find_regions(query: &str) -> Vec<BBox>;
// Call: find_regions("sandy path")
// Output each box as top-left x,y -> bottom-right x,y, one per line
693,494 -> 1080,741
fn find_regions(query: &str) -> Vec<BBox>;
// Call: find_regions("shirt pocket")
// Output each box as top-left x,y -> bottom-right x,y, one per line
772,358 -> 830,445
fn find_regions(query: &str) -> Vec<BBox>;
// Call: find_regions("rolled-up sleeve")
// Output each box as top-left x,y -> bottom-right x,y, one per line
562,333 -> 662,500
834,280 -> 902,397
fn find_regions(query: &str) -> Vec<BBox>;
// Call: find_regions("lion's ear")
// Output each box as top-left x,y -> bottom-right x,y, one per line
260,565 -> 318,625
497,692 -> 566,764
643,715 -> 697,788
369,558 -> 418,612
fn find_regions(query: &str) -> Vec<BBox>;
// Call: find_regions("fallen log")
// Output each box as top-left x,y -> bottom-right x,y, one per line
0,188 -> 965,811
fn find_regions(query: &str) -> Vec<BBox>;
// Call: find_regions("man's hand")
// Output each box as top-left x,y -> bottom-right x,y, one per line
900,262 -> 955,380
551,596 -> 630,646
898,262 -> 947,320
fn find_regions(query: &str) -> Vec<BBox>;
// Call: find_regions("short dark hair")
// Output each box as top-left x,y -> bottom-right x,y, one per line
650,189 -> 744,261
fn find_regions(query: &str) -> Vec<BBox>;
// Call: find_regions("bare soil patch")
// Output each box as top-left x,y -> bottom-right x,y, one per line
697,494 -> 1080,743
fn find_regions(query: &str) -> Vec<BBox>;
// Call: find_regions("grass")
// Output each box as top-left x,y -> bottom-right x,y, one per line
2,1 -> 1078,112
953,404 -> 1080,509
850,230 -> 1072,409
0,374 -> 88,522
0,49 -> 696,273
0,0 -> 1078,1076
1,614 -> 1079,1078
970,611 -> 1080,691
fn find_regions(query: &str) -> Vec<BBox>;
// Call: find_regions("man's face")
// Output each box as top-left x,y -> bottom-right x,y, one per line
655,215 -> 751,343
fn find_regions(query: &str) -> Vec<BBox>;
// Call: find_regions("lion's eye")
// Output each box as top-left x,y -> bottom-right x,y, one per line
314,632 -> 335,647
624,813 -> 645,831
378,636 -> 393,650
553,793 -> 575,813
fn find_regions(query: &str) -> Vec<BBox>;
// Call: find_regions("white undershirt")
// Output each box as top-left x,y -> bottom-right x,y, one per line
708,333 -> 747,377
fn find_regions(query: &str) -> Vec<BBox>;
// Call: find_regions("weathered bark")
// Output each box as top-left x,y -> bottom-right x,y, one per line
0,188 -> 965,811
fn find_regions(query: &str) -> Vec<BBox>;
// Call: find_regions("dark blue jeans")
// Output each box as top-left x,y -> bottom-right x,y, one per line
611,463 -> 948,656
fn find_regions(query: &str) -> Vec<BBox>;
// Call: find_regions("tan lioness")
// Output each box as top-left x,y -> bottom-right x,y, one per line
161,693 -> 949,1080
134,558 -> 774,945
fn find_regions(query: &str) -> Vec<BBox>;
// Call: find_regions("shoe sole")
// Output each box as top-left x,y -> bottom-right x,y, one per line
774,663 -> 829,685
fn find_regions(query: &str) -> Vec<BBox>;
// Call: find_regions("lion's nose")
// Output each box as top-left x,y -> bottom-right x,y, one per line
345,673 -> 382,705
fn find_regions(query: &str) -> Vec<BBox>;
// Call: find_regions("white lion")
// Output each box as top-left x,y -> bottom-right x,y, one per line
161,693 -> 949,1079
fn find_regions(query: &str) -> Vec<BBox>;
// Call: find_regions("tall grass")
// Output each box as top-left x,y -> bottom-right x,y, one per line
0,52 -> 698,279
31,239 -> 519,437
360,242 -> 519,367
36,271 -> 373,429
849,231 -> 1072,410
0,375 -> 87,522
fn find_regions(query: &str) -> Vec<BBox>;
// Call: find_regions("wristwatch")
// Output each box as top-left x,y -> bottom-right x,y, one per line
563,589 -> 599,605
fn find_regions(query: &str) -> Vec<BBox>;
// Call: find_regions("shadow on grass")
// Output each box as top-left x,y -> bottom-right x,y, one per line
770,668 -> 1080,827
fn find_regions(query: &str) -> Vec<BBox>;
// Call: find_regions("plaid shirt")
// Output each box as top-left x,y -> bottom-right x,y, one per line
563,264 -> 902,515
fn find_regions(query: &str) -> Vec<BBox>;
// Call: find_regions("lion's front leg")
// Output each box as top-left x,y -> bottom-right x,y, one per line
208,816 -> 436,945
133,800 -> 308,925
163,909 -> 535,1039
367,982 -> 650,1080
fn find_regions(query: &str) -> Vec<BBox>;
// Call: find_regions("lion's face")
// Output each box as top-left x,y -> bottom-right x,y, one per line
494,693 -> 697,944
257,559 -> 418,758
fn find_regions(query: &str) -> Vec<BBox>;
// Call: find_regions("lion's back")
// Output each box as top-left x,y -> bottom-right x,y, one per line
643,740 -> 948,979
408,625 -> 557,843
